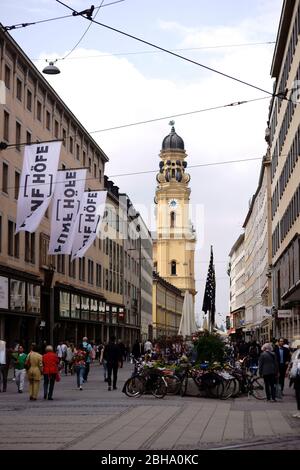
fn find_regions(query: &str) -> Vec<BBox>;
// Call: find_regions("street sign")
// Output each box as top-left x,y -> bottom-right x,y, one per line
277,309 -> 292,318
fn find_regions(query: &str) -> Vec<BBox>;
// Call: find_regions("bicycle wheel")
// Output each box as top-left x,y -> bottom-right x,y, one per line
123,376 -> 145,397
207,380 -> 224,398
251,377 -> 265,400
180,375 -> 188,397
220,378 -> 236,400
165,375 -> 181,395
151,377 -> 167,398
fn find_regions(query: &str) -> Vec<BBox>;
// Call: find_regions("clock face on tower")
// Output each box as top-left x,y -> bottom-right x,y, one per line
168,199 -> 178,209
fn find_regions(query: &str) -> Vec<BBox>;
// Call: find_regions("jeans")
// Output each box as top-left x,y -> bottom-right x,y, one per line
107,362 -> 119,389
75,365 -> 85,387
15,369 -> 26,391
103,360 -> 108,380
0,364 -> 8,392
43,374 -> 56,398
263,374 -> 276,400
83,362 -> 90,381
278,364 -> 287,391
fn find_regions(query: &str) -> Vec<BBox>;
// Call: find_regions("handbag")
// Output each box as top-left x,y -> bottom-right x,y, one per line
55,372 -> 61,382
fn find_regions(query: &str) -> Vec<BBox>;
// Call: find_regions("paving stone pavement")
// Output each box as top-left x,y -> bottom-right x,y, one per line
0,362 -> 300,450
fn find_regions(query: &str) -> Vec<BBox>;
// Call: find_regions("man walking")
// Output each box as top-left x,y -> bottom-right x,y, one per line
82,337 -> 92,382
15,345 -> 27,393
275,337 -> 291,394
102,336 -> 122,391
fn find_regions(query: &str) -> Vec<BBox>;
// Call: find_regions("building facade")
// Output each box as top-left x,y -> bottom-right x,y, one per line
269,0 -> 300,342
229,234 -> 246,339
152,272 -> 184,338
0,29 -> 149,350
242,156 -> 273,343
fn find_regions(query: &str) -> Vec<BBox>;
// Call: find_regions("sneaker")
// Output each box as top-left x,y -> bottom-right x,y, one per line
48,397 -> 53,400
272,399 -> 277,402
18,389 -> 23,393
108,386 -> 111,391
292,413 -> 300,418
79,386 -> 82,390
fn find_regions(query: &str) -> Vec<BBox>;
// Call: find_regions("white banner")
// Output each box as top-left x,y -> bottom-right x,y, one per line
49,169 -> 87,254
278,309 -> 292,318
16,142 -> 61,233
71,191 -> 107,260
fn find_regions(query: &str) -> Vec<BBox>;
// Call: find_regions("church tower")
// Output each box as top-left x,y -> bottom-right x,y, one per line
153,122 -> 196,296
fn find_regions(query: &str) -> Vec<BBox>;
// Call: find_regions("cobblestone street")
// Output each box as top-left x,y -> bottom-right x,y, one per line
1,362 -> 300,451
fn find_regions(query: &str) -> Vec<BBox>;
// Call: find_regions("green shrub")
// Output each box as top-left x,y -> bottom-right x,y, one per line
195,333 -> 225,364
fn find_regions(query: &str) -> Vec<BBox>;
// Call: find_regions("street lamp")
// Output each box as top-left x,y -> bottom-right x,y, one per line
42,60 -> 61,75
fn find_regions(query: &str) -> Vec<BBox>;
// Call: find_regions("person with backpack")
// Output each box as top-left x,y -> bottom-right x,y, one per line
101,336 -> 122,391
248,340 -> 260,373
82,337 -> 92,382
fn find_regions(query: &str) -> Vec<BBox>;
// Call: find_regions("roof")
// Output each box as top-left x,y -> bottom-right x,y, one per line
271,0 -> 295,78
229,233 -> 245,258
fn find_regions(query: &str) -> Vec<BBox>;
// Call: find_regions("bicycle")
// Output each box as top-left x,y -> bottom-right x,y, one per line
179,364 -> 224,398
122,363 -> 168,398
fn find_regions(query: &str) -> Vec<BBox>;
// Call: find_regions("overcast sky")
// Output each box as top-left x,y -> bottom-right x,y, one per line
2,0 -> 283,326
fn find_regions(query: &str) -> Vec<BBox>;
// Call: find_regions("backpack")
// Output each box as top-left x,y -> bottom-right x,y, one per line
290,359 -> 300,379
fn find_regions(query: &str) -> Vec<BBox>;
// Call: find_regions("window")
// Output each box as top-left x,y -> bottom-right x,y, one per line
46,111 -> 51,130
3,111 -> 9,141
88,158 -> 92,173
79,258 -> 85,281
62,128 -> 66,147
8,220 -> 14,256
76,144 -> 80,160
4,65 -> 11,89
88,259 -> 94,284
2,162 -> 8,194
54,120 -> 59,138
27,90 -> 32,111
14,171 -> 20,200
171,260 -> 177,276
16,78 -> 22,101
37,101 -> 42,121
83,150 -> 86,166
0,215 -> 2,252
99,169 -> 102,183
170,211 -> 176,228
69,256 -> 76,278
26,131 -> 31,144
96,263 -> 102,287
25,232 -> 35,264
94,163 -> 97,178
69,137 -> 73,154
57,254 -> 65,274
16,122 -> 21,151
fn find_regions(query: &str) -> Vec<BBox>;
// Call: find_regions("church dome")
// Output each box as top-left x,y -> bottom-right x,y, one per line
162,125 -> 184,151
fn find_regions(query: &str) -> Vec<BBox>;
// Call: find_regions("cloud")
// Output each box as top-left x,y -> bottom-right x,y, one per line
38,4 -> 279,319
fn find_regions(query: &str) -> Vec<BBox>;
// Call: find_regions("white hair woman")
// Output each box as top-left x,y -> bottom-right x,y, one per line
259,343 -> 278,402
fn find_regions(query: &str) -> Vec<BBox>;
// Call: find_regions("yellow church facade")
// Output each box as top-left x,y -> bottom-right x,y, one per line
152,124 -> 196,338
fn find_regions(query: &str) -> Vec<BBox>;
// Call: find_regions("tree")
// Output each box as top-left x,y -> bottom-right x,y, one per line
195,332 -> 225,364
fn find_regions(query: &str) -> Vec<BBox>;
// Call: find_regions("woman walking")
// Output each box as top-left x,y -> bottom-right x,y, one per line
43,346 -> 59,400
73,345 -> 86,390
259,343 -> 278,402
26,343 -> 43,401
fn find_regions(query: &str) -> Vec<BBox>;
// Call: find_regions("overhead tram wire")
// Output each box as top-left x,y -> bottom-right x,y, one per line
33,41 -> 276,62
0,153 -> 289,193
0,94 -> 274,148
55,0 -> 277,98
2,0 -> 125,31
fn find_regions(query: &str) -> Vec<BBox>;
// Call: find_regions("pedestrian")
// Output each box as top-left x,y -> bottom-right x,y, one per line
132,339 -> 142,360
102,336 -> 122,391
73,345 -> 86,390
144,339 -> 153,355
99,342 -> 108,382
248,340 -> 260,374
259,343 -> 278,402
274,337 -> 291,394
43,346 -> 59,400
25,343 -> 43,401
0,340 -> 10,393
81,337 -> 92,382
118,339 -> 126,368
288,340 -> 300,418
14,345 -> 27,393
64,343 -> 74,375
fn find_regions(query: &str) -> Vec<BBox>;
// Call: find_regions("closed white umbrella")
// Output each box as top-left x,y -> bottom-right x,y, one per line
178,291 -> 196,337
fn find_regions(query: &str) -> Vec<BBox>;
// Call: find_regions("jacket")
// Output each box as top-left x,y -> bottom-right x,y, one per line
103,342 -> 122,364
259,351 -> 278,376
43,352 -> 59,375
274,346 -> 290,366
